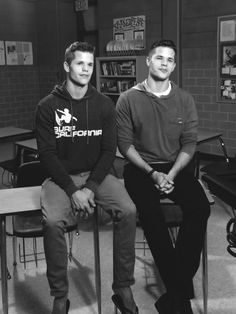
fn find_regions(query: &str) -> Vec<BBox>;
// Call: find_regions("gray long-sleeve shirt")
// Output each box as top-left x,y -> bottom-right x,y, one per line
116,81 -> 198,163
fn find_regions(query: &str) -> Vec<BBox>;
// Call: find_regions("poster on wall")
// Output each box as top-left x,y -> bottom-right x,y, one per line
0,41 -> 5,65
221,44 -> 236,75
220,78 -> 236,100
220,20 -> 236,42
113,15 -> 146,49
74,0 -> 88,11
5,41 -> 33,65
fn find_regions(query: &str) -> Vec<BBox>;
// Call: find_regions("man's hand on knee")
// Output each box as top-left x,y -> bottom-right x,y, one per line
72,188 -> 95,216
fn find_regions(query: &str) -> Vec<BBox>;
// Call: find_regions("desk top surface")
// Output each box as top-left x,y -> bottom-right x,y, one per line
202,173 -> 236,208
0,186 -> 41,215
15,138 -> 37,150
0,127 -> 33,139
115,130 -> 223,158
197,129 -> 222,144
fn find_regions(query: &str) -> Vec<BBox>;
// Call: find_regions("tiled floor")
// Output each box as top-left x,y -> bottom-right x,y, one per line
1,145 -> 236,313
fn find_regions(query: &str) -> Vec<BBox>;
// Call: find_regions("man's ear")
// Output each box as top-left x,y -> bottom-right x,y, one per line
146,56 -> 150,67
63,61 -> 69,73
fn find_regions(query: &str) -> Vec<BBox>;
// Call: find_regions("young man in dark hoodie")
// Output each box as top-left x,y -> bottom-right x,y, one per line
35,41 -> 138,314
116,39 -> 211,314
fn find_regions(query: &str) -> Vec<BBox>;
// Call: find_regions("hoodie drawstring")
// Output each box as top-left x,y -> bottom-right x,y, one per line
70,100 -> 74,142
69,99 -> 89,144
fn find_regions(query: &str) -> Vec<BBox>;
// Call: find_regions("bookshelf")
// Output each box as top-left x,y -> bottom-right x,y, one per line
96,56 -> 148,100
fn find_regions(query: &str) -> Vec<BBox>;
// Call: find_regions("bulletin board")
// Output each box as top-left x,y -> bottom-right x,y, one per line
113,15 -> 146,49
5,41 -> 33,65
217,15 -> 236,102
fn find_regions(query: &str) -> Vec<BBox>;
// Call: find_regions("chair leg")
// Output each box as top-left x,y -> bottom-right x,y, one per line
202,232 -> 208,314
93,206 -> 102,314
33,238 -> 38,267
12,235 -> 17,266
1,169 -> 5,186
113,212 -> 120,314
23,238 -> 26,269
7,268 -> 11,280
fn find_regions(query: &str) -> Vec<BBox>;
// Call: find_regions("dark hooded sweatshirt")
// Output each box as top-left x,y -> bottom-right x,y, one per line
35,82 -> 116,197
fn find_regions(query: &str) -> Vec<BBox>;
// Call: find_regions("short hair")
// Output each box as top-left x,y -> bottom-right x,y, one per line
148,39 -> 177,57
65,41 -> 95,64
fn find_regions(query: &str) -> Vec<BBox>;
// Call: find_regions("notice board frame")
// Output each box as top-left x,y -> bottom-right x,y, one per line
217,14 -> 236,103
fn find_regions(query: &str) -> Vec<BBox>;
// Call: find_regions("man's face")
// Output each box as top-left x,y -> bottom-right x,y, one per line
146,46 -> 176,81
64,50 -> 94,87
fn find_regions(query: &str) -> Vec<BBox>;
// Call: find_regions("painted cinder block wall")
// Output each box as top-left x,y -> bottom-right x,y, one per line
0,0 -> 77,130
181,0 -> 236,157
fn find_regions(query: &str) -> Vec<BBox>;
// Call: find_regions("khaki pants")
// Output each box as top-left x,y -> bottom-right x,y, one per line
41,173 -> 137,297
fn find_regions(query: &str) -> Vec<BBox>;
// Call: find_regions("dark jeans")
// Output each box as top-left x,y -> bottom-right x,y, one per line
124,163 -> 210,300
41,173 -> 136,297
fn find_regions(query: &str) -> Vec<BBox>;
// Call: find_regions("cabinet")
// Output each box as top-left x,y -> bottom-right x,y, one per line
96,56 -> 148,100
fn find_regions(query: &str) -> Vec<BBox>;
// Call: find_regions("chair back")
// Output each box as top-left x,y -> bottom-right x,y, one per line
13,161 -> 48,237
16,161 -> 48,188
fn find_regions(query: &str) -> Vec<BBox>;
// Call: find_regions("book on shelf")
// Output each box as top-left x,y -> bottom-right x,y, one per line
119,61 -> 136,76
100,79 -> 136,94
100,80 -> 118,93
100,60 -> 136,76
117,80 -> 136,92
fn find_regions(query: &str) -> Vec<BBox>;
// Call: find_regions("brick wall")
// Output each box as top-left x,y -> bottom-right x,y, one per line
0,66 -> 60,129
0,67 -> 39,129
181,0 -> 236,158
0,0 -> 76,130
182,60 -> 236,158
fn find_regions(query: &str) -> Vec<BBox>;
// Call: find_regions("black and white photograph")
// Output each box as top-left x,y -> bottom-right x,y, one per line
1,2 -> 236,314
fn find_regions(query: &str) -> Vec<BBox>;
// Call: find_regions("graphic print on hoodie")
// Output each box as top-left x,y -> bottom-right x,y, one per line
54,107 -> 102,139
35,82 -> 116,196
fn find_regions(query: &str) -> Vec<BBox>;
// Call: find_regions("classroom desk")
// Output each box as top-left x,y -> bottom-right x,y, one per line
196,129 -> 229,178
116,129 -> 228,176
14,138 -> 37,151
197,129 -> 229,162
0,127 -> 35,165
202,173 -> 236,211
0,186 -> 41,314
0,127 -> 34,144
0,186 -> 102,314
197,129 -> 222,144
14,138 -> 37,164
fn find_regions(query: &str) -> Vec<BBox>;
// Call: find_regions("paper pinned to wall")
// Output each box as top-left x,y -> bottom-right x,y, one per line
220,20 -> 236,42
0,41 -> 5,65
74,0 -> 88,11
5,41 -> 33,65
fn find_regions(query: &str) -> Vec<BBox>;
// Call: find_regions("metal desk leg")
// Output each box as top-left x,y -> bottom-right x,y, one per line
93,207 -> 102,314
218,137 -> 230,164
202,232 -> 208,314
0,216 -> 8,314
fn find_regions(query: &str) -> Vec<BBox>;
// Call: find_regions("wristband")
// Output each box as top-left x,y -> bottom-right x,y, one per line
147,168 -> 155,177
